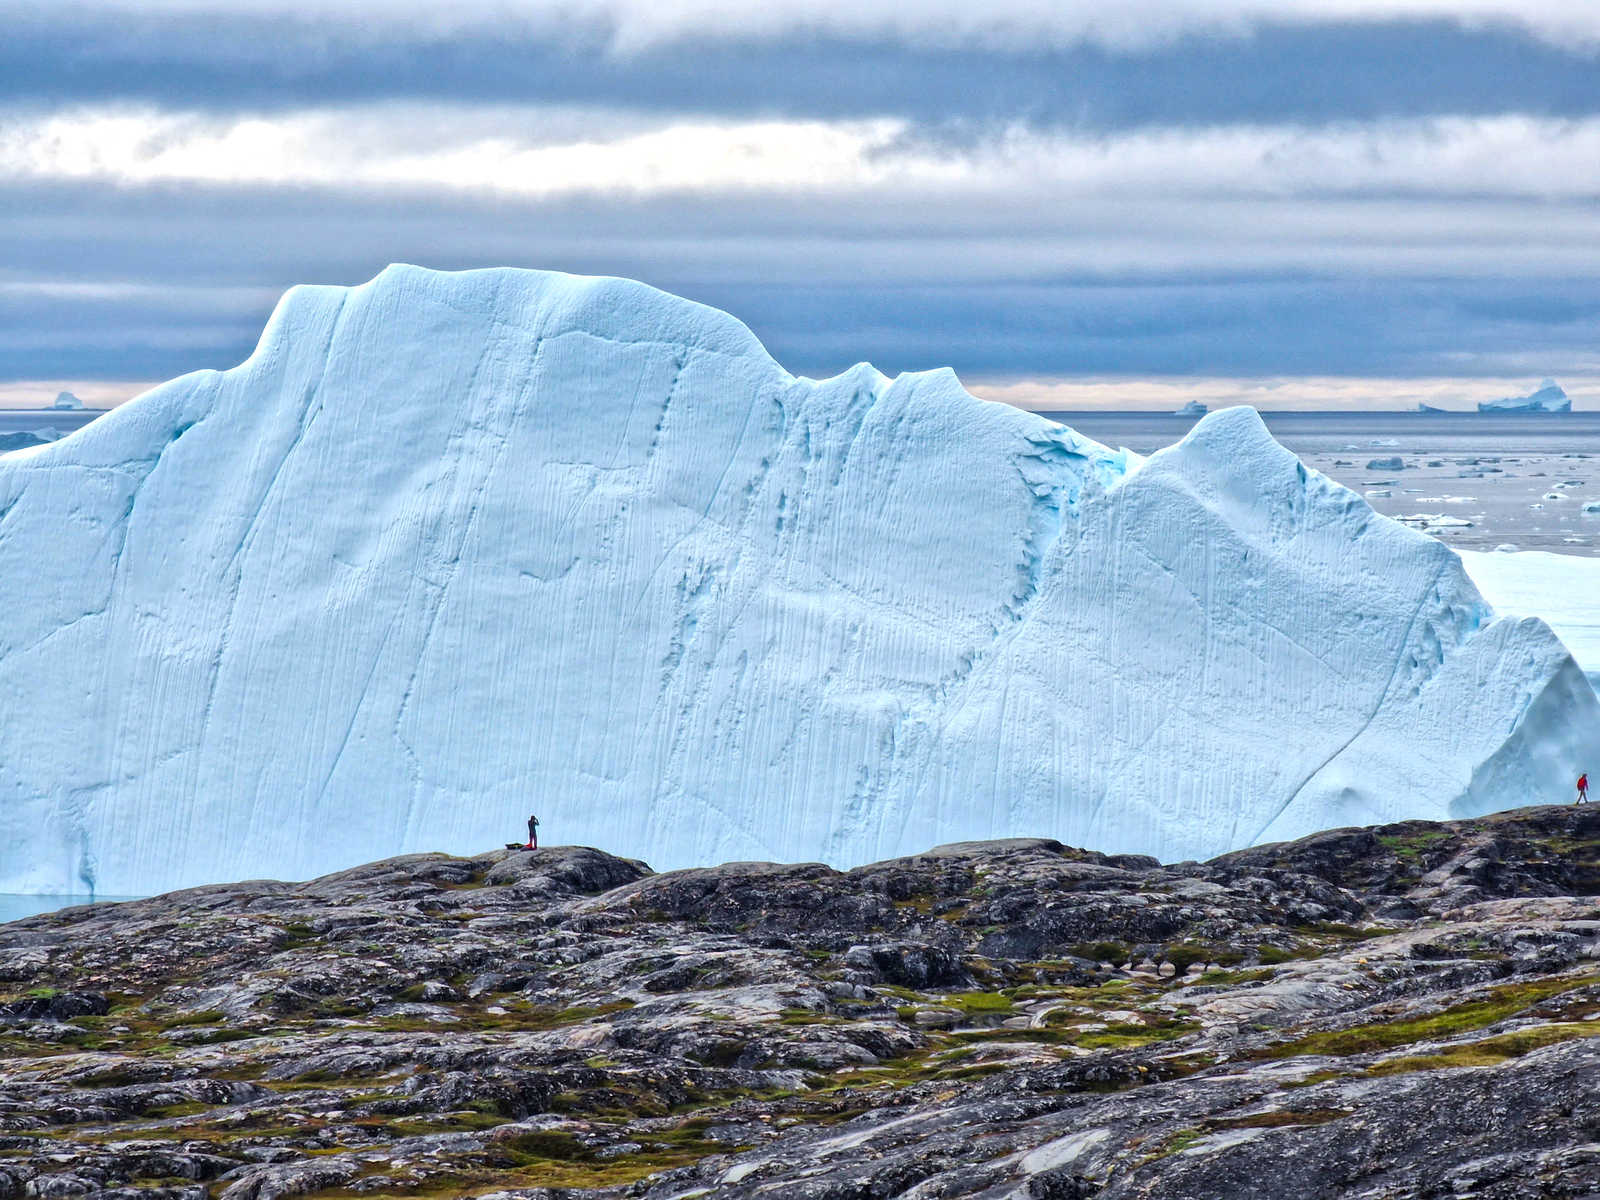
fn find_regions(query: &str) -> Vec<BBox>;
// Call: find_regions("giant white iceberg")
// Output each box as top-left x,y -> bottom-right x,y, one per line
1,266 -> 1595,896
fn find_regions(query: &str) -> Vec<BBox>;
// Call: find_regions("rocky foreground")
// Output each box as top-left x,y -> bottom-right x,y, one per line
2,808 -> 1598,1200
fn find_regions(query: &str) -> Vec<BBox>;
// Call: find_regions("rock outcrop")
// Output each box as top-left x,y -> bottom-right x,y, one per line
1,805 -> 1597,1198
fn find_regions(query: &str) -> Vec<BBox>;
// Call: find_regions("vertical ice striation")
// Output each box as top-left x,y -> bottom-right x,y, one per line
0,265 -> 1594,895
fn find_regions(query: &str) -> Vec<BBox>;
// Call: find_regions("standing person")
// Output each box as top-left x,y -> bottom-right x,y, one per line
1579,774 -> 1589,805
526,814 -> 540,849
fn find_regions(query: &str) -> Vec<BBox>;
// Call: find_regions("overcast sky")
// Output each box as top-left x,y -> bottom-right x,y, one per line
5,0 -> 1600,408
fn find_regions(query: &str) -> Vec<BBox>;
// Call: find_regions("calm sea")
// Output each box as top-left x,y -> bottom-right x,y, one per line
0,410 -> 106,436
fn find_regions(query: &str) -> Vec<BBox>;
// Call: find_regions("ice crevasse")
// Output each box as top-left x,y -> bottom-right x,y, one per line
0,265 -> 1594,896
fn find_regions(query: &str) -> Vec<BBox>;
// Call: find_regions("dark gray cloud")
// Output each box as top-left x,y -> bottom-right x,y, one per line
10,276 -> 1596,382
4,176 -> 1596,380
4,12 -> 1599,130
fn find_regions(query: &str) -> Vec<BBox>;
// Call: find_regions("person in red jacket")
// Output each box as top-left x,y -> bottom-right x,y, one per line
1579,775 -> 1589,805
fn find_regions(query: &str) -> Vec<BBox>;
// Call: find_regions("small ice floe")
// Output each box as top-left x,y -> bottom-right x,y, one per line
1560,480 -> 1584,487
1494,544 -> 1520,553
1366,489 -> 1392,498
1396,513 -> 1474,528
1370,438 -> 1399,447
1543,492 -> 1567,501
1366,456 -> 1404,470
1582,501 -> 1600,515
1531,503 -> 1545,510
1426,460 -> 1444,467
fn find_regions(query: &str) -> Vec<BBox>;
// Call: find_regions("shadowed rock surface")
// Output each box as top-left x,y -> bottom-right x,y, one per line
1,805 -> 1596,1199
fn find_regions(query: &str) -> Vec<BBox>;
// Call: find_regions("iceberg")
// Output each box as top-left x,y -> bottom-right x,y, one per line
1459,549 -> 1600,692
1478,379 -> 1570,413
0,431 -> 52,455
1,265 -> 1595,896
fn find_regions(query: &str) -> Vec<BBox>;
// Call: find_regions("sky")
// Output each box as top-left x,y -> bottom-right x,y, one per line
5,0 -> 1600,409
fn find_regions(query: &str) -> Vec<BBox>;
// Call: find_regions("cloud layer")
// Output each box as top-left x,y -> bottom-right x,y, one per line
2,1 -> 1598,400
27,0 -> 1600,52
12,106 -> 1600,204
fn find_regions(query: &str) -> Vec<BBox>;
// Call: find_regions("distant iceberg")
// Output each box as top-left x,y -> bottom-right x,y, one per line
1174,400 -> 1208,416
1479,379 -> 1570,414
51,390 -> 84,411
0,432 -> 49,454
0,427 -> 62,456
0,265 -> 1594,896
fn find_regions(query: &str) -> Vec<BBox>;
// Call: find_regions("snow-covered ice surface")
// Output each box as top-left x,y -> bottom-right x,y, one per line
1,265 -> 1596,896
1460,550 -> 1600,690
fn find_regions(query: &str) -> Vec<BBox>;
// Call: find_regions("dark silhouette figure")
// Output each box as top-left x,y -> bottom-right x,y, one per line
1579,774 -> 1589,805
526,814 -> 540,849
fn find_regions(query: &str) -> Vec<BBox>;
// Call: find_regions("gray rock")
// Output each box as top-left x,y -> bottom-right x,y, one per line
0,806 -> 1596,1200
0,991 -> 108,1023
